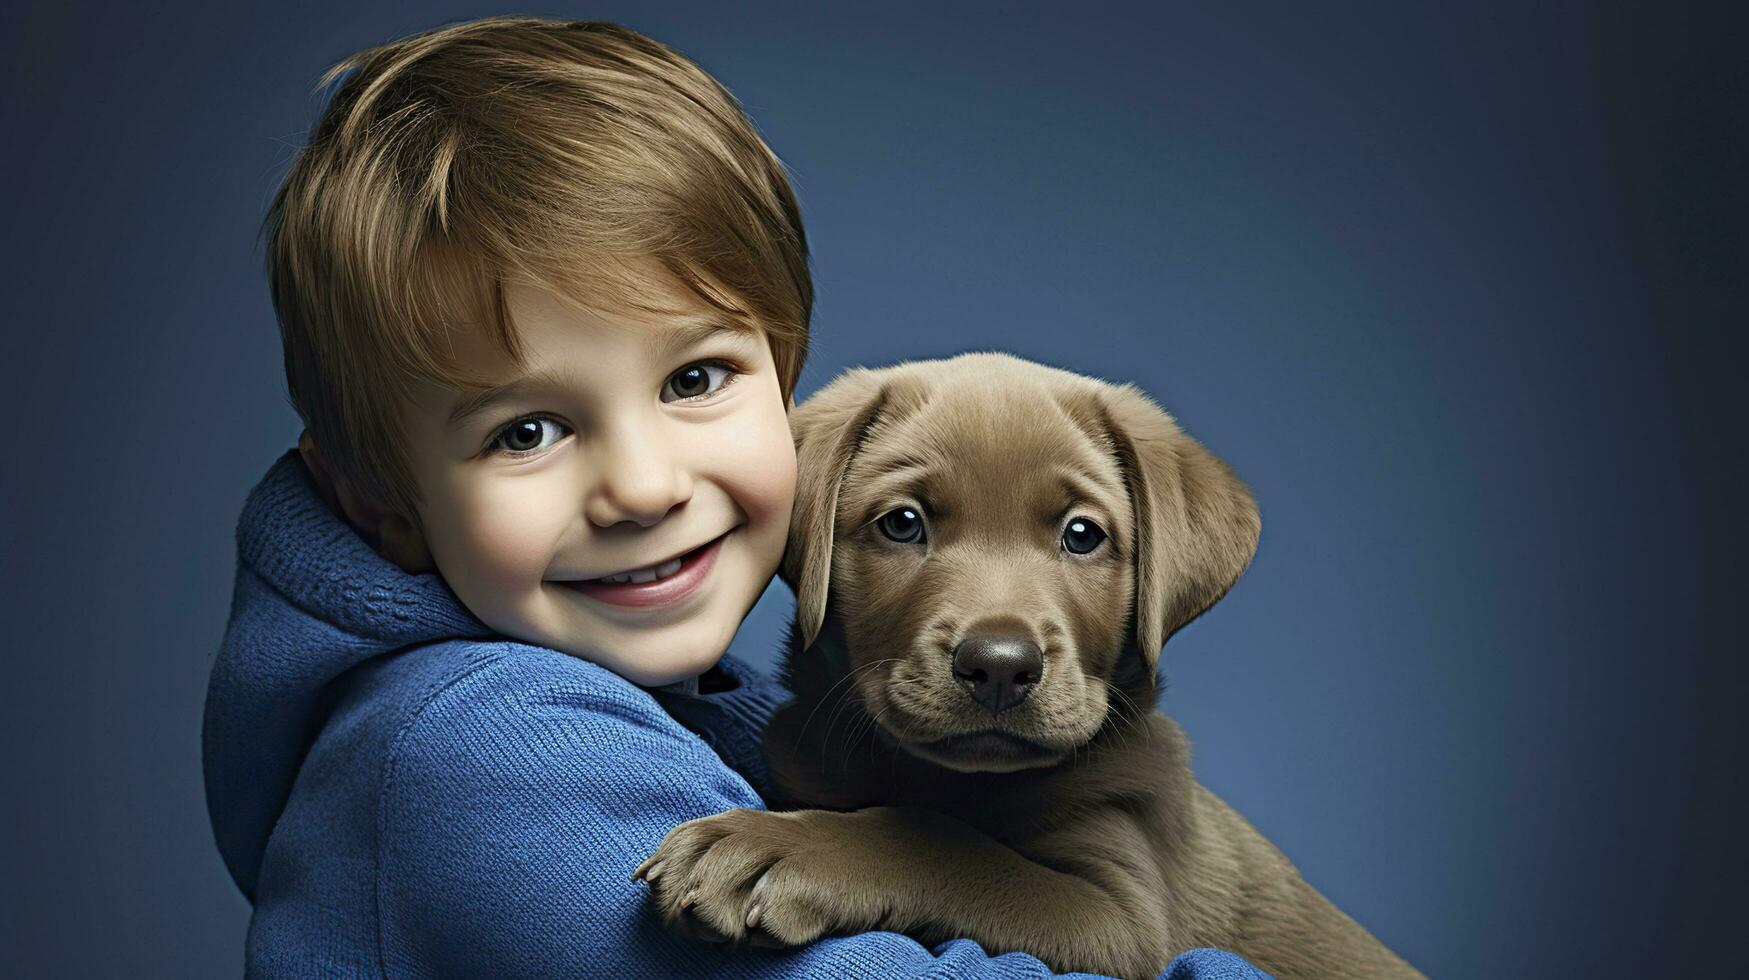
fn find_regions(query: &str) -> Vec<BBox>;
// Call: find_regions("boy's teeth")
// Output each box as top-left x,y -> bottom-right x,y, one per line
597,555 -> 686,585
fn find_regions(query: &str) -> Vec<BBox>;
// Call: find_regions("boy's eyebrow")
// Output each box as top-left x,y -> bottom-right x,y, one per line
648,316 -> 756,363
446,368 -> 570,429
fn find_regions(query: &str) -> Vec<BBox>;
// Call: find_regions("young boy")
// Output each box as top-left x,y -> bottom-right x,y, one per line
202,15 -> 1258,979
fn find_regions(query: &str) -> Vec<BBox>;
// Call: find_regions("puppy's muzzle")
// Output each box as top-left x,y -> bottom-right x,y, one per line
952,635 -> 1043,716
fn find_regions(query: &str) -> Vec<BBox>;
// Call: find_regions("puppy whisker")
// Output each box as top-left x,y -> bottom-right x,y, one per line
815,658 -> 902,754
795,657 -> 897,749
1095,676 -> 1153,751
841,694 -> 894,775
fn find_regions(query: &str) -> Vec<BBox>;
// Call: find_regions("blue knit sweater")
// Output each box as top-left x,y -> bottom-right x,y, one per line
201,451 -> 1269,979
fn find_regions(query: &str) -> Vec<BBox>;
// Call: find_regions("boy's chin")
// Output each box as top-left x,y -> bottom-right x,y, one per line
571,630 -> 728,689
622,657 -> 720,689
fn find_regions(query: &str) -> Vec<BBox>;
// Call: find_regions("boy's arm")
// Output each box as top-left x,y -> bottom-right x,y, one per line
372,653 -> 1265,979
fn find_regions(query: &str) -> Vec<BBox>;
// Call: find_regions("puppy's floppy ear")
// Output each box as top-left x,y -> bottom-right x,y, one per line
1099,383 -> 1261,673
781,369 -> 904,649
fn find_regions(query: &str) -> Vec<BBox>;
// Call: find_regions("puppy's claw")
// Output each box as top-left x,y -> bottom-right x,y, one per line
680,888 -> 699,910
631,857 -> 659,882
746,903 -> 762,929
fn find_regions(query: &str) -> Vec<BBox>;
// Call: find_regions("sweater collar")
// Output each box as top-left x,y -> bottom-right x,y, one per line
237,450 -> 489,642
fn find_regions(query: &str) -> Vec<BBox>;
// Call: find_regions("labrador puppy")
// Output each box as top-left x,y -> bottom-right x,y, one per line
636,353 -> 1423,980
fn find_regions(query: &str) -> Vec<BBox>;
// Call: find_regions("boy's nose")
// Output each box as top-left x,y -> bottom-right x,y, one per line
585,429 -> 693,528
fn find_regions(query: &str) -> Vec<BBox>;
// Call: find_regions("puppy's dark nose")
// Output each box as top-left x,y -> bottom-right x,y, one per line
952,636 -> 1043,715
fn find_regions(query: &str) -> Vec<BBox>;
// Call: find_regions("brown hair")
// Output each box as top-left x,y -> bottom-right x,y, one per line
264,16 -> 812,517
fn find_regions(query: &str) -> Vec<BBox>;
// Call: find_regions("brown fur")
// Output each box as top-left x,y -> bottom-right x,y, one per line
637,353 -> 1423,979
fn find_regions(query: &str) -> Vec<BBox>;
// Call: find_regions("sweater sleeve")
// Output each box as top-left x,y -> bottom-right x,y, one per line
372,652 -> 1264,979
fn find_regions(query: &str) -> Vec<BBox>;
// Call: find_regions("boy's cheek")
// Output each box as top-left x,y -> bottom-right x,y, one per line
743,384 -> 801,510
426,474 -> 571,600
723,415 -> 797,538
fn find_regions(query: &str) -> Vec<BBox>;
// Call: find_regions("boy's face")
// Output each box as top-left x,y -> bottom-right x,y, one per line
397,262 -> 796,687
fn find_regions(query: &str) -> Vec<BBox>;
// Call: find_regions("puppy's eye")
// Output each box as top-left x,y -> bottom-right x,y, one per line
1062,517 -> 1106,555
878,507 -> 926,544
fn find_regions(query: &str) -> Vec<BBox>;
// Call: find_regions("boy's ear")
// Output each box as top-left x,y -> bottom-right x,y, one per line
297,432 -> 435,575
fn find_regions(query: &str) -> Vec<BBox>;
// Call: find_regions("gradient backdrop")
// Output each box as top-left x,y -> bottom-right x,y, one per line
3,2 -> 1742,977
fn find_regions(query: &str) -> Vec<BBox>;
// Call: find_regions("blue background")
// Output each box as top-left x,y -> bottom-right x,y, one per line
2,2 -> 1741,976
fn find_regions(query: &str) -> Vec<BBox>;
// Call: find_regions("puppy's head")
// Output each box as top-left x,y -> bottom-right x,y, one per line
783,353 -> 1259,773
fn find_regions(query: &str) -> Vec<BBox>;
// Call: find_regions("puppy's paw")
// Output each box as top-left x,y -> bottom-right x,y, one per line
740,841 -> 881,947
633,808 -> 886,948
633,808 -> 810,945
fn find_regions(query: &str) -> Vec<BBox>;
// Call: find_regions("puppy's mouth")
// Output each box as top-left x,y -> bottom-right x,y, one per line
898,728 -> 1068,774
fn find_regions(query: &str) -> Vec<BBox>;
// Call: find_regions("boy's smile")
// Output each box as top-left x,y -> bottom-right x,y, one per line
557,529 -> 729,607
397,261 -> 796,687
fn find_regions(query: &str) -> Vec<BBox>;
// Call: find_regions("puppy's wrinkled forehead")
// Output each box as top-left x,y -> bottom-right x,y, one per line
841,372 -> 1131,545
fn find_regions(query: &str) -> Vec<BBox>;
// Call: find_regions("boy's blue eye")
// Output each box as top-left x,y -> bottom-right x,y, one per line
492,417 -> 567,455
661,361 -> 737,403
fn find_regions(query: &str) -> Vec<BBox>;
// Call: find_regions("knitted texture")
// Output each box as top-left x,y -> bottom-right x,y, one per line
201,451 -> 1272,979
